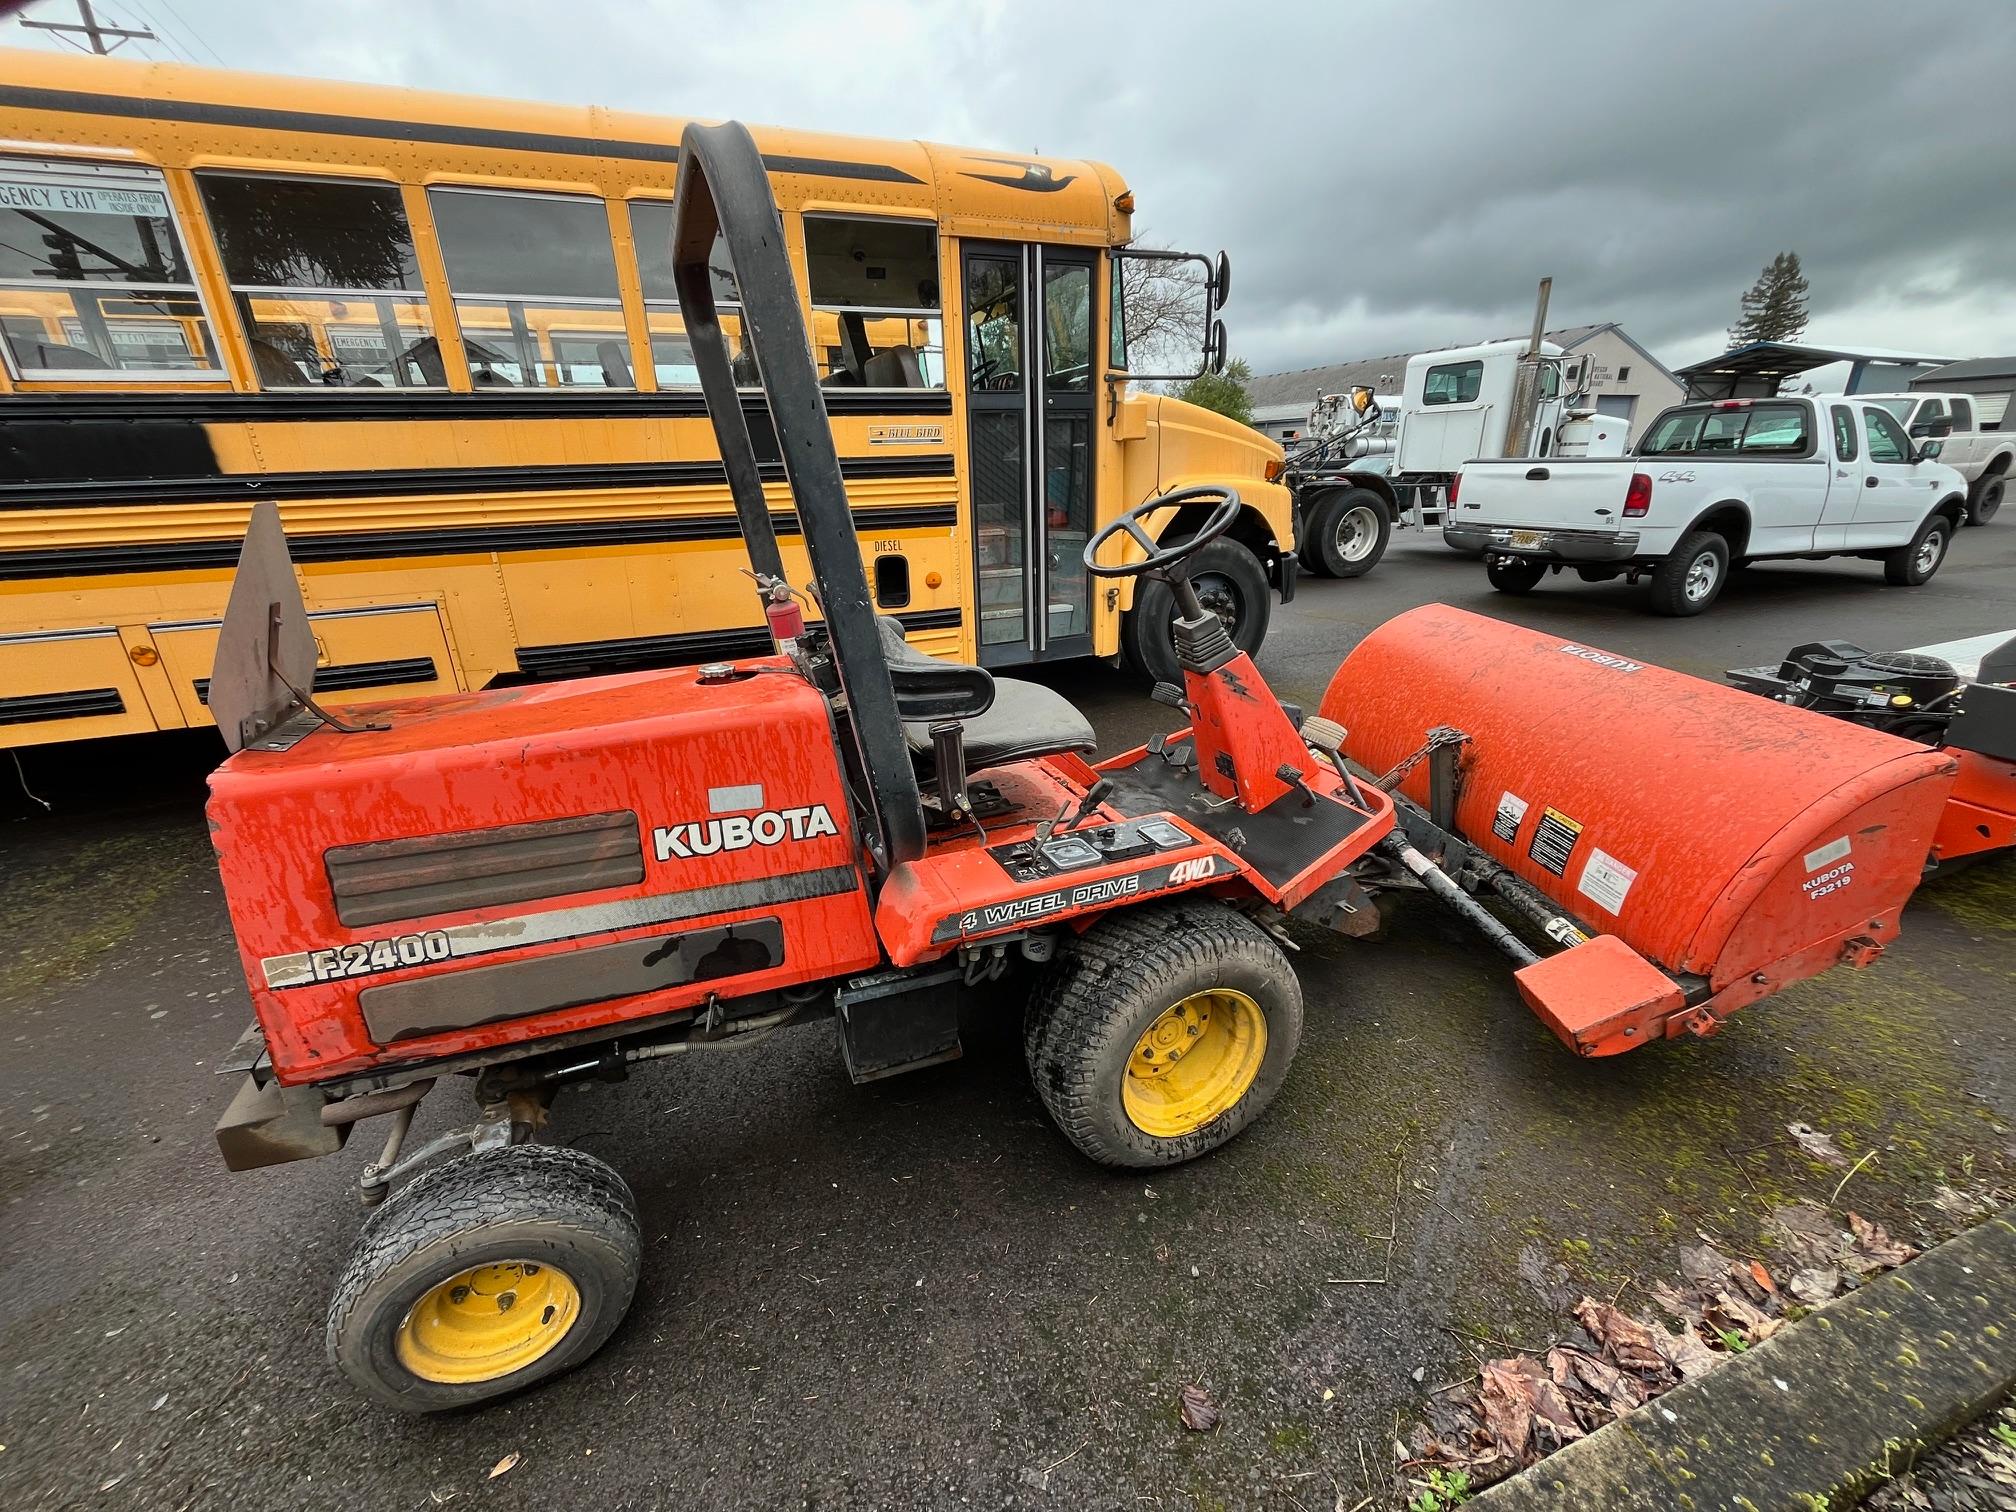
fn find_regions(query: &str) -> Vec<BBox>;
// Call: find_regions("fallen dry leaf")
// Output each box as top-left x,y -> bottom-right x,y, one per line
1177,1384 -> 1219,1432
1787,1267 -> 1841,1306
1573,1297 -> 1668,1376
488,1452 -> 521,1480
1768,1202 -> 1848,1271
1848,1212 -> 1918,1269
1648,1317 -> 1726,1381
1787,1121 -> 1849,1168
1746,1259 -> 1777,1297
1480,1358 -> 1583,1464
1677,1243 -> 1732,1289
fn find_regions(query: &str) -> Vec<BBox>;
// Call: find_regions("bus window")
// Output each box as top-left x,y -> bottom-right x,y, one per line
803,215 -> 942,389
427,187 -> 627,389
0,158 -> 224,381
627,200 -> 753,388
198,173 -> 438,389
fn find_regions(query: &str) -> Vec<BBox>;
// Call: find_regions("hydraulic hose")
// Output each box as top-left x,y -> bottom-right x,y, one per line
1378,832 -> 1538,967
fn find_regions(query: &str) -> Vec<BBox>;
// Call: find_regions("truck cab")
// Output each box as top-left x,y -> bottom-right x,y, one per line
1857,391 -> 2011,525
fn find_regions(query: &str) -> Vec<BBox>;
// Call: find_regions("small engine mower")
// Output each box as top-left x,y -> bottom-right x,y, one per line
1729,633 -> 2016,863
198,122 -> 1960,1414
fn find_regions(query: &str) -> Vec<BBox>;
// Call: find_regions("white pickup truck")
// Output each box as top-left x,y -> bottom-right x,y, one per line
1858,391 -> 2011,525
1445,396 -> 1970,615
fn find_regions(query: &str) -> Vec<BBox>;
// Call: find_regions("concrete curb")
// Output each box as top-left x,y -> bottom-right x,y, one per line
1473,1205 -> 2016,1509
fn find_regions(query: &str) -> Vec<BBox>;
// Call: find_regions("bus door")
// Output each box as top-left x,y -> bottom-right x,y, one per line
961,242 -> 1097,665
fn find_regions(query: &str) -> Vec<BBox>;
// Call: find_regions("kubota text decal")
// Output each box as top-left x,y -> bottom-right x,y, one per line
653,804 -> 838,860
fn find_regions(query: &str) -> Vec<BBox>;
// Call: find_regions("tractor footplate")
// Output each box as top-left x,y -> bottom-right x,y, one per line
1100,736 -> 1382,901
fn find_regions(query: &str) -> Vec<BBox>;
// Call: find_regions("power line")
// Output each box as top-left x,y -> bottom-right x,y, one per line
19,0 -> 157,54
119,0 -> 191,61
139,0 -> 223,66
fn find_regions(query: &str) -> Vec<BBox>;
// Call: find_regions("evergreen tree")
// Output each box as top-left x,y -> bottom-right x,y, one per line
1175,357 -> 1255,425
1727,252 -> 1811,346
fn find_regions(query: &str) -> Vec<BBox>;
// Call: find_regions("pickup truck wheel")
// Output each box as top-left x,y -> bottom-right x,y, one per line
1884,514 -> 1951,586
1486,557 -> 1547,595
1121,538 -> 1270,685
1299,487 -> 1390,578
1649,532 -> 1729,616
1967,471 -> 2004,526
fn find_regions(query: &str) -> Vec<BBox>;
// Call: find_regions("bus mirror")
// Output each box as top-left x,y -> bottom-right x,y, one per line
1208,319 -> 1228,374
1212,251 -> 1231,311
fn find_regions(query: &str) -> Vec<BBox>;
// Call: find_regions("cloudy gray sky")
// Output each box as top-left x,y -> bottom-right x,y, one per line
11,0 -> 2015,379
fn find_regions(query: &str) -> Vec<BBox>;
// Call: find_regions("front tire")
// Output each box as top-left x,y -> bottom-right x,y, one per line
327,1144 -> 641,1413
1298,487 -> 1391,578
1120,538 -> 1271,685
1486,557 -> 1547,595
1967,470 -> 2004,526
1024,899 -> 1303,1168
1649,531 -> 1729,616
1884,513 -> 1952,586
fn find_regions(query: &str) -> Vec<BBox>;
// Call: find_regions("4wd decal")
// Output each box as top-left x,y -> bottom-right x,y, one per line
653,804 -> 838,861
928,854 -> 1234,943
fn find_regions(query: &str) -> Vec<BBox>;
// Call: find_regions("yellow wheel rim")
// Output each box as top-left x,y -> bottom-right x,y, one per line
1122,988 -> 1267,1138
394,1261 -> 581,1385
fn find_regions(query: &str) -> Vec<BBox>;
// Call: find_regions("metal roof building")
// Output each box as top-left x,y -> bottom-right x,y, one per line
1673,342 -> 1954,401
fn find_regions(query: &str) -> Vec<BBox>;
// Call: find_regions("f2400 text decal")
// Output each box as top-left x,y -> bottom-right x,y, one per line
308,931 -> 451,982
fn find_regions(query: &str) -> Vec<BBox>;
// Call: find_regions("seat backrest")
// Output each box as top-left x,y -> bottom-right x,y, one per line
862,346 -> 922,389
874,616 -> 994,722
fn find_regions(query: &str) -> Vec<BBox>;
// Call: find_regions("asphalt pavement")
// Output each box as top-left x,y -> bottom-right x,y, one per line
4,524 -> 2013,1511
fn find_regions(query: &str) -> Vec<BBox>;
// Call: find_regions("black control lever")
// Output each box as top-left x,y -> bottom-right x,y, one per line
1274,764 -> 1317,808
1066,777 -> 1112,832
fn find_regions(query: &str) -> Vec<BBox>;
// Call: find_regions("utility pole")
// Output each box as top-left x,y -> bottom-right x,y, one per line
21,0 -> 155,54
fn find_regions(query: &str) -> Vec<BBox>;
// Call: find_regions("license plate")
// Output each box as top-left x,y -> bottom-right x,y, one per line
1508,530 -> 1544,549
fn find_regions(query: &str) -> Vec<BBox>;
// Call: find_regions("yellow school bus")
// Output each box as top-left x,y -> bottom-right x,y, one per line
0,49 -> 1292,750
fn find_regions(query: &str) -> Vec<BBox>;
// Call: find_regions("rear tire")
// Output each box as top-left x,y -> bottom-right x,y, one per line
1486,557 -> 1547,595
1648,531 -> 1729,616
1024,899 -> 1302,1168
327,1144 -> 640,1413
1120,538 -> 1270,686
1884,513 -> 1952,586
1968,470 -> 2004,526
1298,487 -> 1391,578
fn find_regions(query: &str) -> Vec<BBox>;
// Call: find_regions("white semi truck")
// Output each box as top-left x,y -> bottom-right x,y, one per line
1281,282 -> 1626,577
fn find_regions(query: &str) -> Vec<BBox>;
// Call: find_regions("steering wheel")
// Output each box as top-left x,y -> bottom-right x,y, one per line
1083,485 -> 1243,578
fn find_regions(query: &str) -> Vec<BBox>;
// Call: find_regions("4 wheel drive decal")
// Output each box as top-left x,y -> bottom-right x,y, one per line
928,854 -> 1236,944
261,865 -> 858,989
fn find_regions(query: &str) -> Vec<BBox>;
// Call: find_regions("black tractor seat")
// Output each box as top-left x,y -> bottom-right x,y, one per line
874,617 -> 1095,772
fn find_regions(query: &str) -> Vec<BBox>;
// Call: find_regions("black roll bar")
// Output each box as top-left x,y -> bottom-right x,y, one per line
669,120 -> 927,870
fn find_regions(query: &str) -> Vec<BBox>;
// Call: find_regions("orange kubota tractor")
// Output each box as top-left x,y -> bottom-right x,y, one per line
203,122 -> 1959,1413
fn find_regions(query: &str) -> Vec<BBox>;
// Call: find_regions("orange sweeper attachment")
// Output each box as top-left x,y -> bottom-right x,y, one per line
1317,604 -> 1957,1056
193,119 -> 1962,1416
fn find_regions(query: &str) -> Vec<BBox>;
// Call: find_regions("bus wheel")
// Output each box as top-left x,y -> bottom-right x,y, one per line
1024,899 -> 1302,1168
1298,487 -> 1390,578
327,1144 -> 640,1412
1121,538 -> 1270,686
